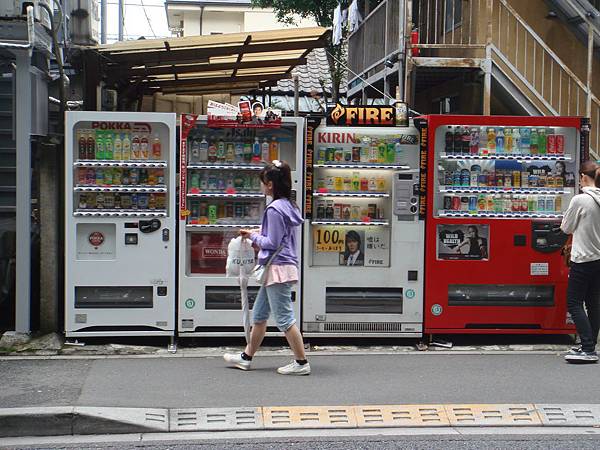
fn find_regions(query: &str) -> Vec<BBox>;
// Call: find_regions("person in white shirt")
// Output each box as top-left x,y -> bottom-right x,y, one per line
560,160 -> 600,363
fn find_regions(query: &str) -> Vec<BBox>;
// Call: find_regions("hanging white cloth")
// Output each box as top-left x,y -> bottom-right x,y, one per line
333,4 -> 343,45
348,0 -> 362,33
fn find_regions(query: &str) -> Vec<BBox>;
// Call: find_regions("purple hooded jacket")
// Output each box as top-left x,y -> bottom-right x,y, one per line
250,198 -> 304,266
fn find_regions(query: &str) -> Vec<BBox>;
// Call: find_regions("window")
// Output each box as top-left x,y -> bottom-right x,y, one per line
444,0 -> 462,33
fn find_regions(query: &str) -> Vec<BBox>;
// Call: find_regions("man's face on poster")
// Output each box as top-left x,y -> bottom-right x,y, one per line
347,238 -> 359,253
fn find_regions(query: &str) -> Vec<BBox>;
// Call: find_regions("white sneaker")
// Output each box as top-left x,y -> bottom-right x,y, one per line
223,353 -> 251,371
565,350 -> 598,363
277,360 -> 311,375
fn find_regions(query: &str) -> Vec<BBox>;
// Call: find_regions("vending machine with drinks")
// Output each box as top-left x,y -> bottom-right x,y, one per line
177,114 -> 305,337
65,111 -> 177,337
302,106 -> 424,337
419,115 -> 586,334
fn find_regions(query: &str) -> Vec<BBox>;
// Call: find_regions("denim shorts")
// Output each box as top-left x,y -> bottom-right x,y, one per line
252,282 -> 295,332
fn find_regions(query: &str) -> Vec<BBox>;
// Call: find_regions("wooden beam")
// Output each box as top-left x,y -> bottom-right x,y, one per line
232,35 -> 252,78
144,73 -> 291,88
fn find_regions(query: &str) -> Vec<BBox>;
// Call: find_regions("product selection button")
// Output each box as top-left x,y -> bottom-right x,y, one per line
125,233 -> 138,245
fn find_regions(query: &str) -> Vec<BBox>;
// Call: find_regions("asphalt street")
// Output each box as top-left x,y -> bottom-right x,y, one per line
1,353 -> 600,408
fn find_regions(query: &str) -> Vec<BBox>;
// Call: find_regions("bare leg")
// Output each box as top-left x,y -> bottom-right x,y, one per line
285,324 -> 306,360
245,321 -> 267,357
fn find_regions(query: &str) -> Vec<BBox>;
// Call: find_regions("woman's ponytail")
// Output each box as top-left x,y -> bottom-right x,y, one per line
595,167 -> 600,188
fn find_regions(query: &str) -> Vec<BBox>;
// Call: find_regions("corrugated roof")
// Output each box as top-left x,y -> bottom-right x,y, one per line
94,27 -> 329,96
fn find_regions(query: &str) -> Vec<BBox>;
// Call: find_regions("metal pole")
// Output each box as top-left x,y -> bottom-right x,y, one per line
15,51 -> 32,334
101,0 -> 107,44
483,0 -> 493,116
118,0 -> 124,41
293,75 -> 299,116
398,0 -> 406,102
586,22 -> 593,119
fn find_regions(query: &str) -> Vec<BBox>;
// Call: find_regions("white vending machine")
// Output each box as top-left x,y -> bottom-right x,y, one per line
178,115 -> 305,337
65,111 -> 177,337
302,111 -> 424,337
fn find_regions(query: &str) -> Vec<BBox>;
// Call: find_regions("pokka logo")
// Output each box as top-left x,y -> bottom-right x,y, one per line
326,104 -> 396,127
91,122 -> 152,133
202,247 -> 227,259
88,231 -> 104,247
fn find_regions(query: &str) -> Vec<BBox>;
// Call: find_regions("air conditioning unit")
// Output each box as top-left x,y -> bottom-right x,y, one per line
0,0 -> 52,30
67,0 -> 99,46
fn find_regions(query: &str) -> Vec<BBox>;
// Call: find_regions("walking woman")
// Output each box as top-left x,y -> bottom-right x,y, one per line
561,161 -> 600,363
224,160 -> 310,375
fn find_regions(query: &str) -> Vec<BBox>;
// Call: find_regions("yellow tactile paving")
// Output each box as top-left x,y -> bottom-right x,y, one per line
355,405 -> 449,427
445,404 -> 542,426
262,406 -> 357,429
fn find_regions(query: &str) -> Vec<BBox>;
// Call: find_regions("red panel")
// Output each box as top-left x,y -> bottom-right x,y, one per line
422,115 -> 580,334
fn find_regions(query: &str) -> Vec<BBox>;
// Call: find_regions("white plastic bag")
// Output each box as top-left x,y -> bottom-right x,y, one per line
226,236 -> 255,277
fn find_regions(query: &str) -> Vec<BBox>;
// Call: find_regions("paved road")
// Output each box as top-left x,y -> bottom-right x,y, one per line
2,353 -> 600,408
3,432 -> 600,450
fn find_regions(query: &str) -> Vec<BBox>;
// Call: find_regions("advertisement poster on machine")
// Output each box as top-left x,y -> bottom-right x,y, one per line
437,224 -> 489,261
312,226 -> 390,267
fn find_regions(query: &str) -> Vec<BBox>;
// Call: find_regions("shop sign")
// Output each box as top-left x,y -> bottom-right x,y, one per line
437,224 -> 489,261
326,104 -> 405,127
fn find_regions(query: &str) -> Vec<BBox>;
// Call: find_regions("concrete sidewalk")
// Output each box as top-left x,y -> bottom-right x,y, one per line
1,351 -> 600,438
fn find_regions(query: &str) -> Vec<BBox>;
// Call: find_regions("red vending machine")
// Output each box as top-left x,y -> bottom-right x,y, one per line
419,115 -> 587,334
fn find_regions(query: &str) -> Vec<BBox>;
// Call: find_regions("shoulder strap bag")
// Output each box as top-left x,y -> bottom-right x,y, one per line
251,245 -> 284,285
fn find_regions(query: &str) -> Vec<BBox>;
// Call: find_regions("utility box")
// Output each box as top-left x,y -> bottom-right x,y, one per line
0,0 -> 52,29
67,0 -> 99,46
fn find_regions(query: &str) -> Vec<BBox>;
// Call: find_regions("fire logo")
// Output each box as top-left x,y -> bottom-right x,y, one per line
329,104 -> 346,125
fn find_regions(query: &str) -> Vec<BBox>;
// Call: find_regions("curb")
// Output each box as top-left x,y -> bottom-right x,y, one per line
1,404 -> 600,438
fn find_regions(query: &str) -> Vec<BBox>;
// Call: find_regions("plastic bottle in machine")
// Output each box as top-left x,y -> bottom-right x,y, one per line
445,126 -> 454,154
252,137 -> 261,162
454,126 -> 463,155
140,134 -> 150,159
131,134 -> 141,159
538,128 -> 547,154
86,130 -> 96,159
261,137 -> 270,161
504,128 -> 513,153
208,141 -> 217,163
512,128 -> 521,153
461,126 -> 471,154
226,142 -> 235,163
199,136 -> 208,162
495,128 -> 504,153
487,128 -> 496,154
113,133 -> 123,160
104,132 -> 114,160
122,133 -> 131,160
235,140 -> 244,163
217,138 -> 226,162
78,130 -> 87,159
394,139 -> 403,163
530,128 -> 539,154
520,127 -> 530,154
469,127 -> 479,155
190,135 -> 200,163
95,131 -> 105,160
152,134 -> 162,159
269,136 -> 279,162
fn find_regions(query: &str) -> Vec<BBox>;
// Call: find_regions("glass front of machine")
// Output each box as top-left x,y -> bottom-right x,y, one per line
178,115 -> 304,336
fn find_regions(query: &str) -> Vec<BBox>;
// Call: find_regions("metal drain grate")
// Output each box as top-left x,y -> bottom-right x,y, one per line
537,405 -> 600,426
323,322 -> 403,333
263,406 -> 357,429
445,404 -> 542,426
169,408 -> 262,431
355,405 -> 449,427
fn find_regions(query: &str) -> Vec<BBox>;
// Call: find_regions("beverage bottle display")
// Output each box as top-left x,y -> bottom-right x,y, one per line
243,142 -> 252,163
469,128 -> 479,154
122,133 -> 131,160
504,128 -> 513,153
77,130 -> 87,159
445,126 -> 454,154
208,142 -> 217,162
86,131 -> 96,159
538,128 -> 547,154
235,140 -> 245,163
261,137 -> 270,161
148,194 -> 156,210
139,168 -> 148,185
217,139 -> 226,162
530,128 -> 539,154
352,172 -> 360,191
520,128 -> 530,154
190,136 -> 200,163
113,134 -> 123,160
454,126 -> 462,155
394,139 -> 403,163
495,128 -> 505,153
226,142 -> 235,162
200,136 -> 209,162
386,142 -> 395,163
461,127 -> 471,154
147,169 -> 156,185
190,172 -> 199,189
252,138 -> 261,162
377,140 -> 386,162
487,128 -> 496,154
511,128 -> 521,153
95,132 -> 105,160
152,134 -> 162,159
86,168 -> 95,184
104,132 -> 114,160
140,134 -> 150,159
269,137 -> 279,162
113,168 -> 122,185
131,134 -> 141,159
547,129 -> 556,154
130,168 -> 139,185
199,172 -> 208,190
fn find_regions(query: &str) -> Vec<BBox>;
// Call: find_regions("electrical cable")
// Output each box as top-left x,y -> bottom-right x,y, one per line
139,0 -> 158,38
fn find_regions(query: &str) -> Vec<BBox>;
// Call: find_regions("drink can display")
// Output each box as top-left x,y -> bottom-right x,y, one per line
344,148 -> 352,162
343,177 -> 352,191
452,196 -> 461,210
104,193 -> 115,209
555,134 -> 565,154
368,203 -> 377,219
547,133 -> 556,154
86,168 -> 95,184
360,177 -> 369,191
521,171 -> 529,187
511,197 -> 520,212
317,147 -> 327,163
95,133 -> 105,160
333,203 -> 342,219
537,196 -> 545,211
77,130 -> 87,159
78,193 -> 87,209
351,205 -> 360,220
352,146 -> 361,162
121,194 -> 132,209
95,168 -> 104,185
334,176 -> 344,191
130,168 -> 139,185
468,196 -> 477,211
130,193 -> 138,209
234,202 -> 244,218
156,194 -> 166,210
360,146 -> 369,162
113,168 -> 122,185
326,147 -> 335,161
555,196 -> 562,212
376,176 -> 386,191
546,196 -> 555,212
208,204 -> 218,223
78,168 -> 87,184
138,194 -> 149,210
443,196 -> 452,210
334,148 -> 344,161
316,202 -> 325,219
512,171 -> 521,187
460,196 -> 469,211
478,194 -> 486,211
